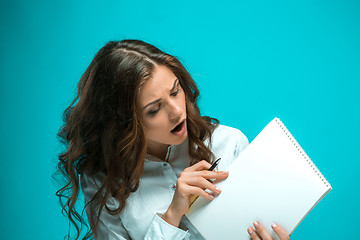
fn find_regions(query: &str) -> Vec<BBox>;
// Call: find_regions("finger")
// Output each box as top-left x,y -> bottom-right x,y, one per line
182,168 -> 228,183
196,170 -> 229,181
187,185 -> 215,200
185,160 -> 212,171
247,227 -> 261,240
187,176 -> 222,195
271,223 -> 290,240
253,221 -> 272,240
212,172 -> 229,184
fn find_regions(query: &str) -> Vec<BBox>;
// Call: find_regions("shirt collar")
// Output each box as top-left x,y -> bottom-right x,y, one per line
145,137 -> 189,162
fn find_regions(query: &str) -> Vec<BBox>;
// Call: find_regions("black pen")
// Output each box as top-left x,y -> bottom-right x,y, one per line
207,158 -> 221,183
208,158 -> 221,171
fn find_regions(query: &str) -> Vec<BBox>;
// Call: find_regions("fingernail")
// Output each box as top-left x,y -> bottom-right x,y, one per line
215,186 -> 221,192
209,194 -> 215,199
253,221 -> 259,227
248,228 -> 253,234
271,223 -> 277,228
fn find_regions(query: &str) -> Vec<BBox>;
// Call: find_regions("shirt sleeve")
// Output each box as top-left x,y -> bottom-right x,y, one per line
94,210 -> 191,240
80,173 -> 131,240
95,212 -> 131,240
81,174 -> 191,240
144,214 -> 191,240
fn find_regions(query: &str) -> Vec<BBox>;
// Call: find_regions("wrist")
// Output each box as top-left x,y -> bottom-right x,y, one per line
162,205 -> 183,228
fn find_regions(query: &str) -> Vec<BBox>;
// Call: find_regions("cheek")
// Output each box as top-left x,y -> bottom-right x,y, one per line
145,119 -> 161,130
143,119 -> 170,142
143,114 -> 167,133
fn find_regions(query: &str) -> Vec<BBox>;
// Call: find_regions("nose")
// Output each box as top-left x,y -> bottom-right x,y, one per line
168,99 -> 183,122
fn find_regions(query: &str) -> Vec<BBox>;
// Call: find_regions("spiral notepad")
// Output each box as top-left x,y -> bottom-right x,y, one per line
186,117 -> 332,240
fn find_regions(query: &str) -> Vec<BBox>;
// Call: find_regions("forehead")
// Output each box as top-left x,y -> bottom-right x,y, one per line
138,65 -> 177,106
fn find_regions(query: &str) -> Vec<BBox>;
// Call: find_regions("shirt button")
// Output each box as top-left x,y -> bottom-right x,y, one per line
171,184 -> 176,191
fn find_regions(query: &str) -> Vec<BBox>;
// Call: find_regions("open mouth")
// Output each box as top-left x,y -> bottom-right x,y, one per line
171,120 -> 185,133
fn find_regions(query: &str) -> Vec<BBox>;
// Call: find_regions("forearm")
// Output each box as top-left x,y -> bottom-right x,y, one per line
161,204 -> 183,228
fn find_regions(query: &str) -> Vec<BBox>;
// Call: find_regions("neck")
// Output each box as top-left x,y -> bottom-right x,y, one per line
147,141 -> 170,161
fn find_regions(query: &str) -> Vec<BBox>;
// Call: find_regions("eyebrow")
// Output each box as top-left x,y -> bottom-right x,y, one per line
143,79 -> 179,110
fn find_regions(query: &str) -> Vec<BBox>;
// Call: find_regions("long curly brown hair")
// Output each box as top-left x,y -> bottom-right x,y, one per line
55,39 -> 219,239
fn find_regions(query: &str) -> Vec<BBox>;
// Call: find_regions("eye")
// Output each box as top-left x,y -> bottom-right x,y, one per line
171,84 -> 181,97
147,105 -> 161,116
171,89 -> 180,97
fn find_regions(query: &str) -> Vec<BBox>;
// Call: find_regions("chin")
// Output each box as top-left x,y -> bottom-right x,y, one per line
172,131 -> 188,145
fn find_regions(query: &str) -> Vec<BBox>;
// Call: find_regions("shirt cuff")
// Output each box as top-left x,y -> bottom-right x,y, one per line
144,213 -> 191,240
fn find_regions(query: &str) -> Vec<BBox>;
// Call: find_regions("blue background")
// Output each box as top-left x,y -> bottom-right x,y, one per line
1,0 -> 359,239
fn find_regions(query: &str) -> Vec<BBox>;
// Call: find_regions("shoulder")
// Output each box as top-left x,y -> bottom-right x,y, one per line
212,124 -> 246,137
80,172 -> 120,209
207,124 -> 249,170
80,172 -> 103,199
212,124 -> 249,150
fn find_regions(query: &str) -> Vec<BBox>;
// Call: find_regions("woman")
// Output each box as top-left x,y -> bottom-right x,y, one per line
56,40 -> 290,240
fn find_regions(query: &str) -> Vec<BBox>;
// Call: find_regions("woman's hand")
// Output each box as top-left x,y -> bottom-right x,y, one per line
248,221 -> 290,240
162,160 -> 229,227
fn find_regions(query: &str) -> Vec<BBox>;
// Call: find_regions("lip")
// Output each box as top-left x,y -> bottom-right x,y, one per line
170,119 -> 187,137
171,119 -> 186,131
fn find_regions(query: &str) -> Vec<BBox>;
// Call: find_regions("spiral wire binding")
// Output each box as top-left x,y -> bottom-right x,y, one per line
274,118 -> 331,188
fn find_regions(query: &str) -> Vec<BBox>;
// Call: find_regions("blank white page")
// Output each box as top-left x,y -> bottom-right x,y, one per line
186,118 -> 331,240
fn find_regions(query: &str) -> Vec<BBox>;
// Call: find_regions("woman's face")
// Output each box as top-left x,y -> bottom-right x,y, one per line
138,65 -> 188,153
